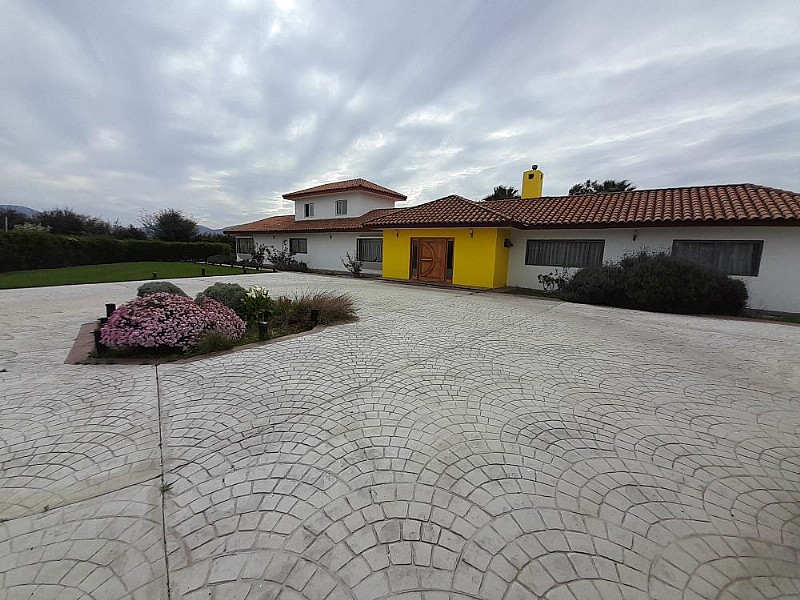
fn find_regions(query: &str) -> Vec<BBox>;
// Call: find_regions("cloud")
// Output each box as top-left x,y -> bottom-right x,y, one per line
0,0 -> 798,227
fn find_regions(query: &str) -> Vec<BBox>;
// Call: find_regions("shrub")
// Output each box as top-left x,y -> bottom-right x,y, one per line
137,281 -> 187,297
265,241 -> 308,272
273,291 -> 357,327
561,265 -> 626,306
100,292 -> 245,352
537,267 -> 570,293
704,275 -> 749,315
561,251 -> 748,315
242,286 -> 275,322
251,244 -> 267,268
196,283 -> 249,318
342,252 -> 363,276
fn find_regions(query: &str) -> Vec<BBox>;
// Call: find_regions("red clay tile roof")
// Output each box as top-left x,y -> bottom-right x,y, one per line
224,208 -> 398,234
487,183 -> 800,228
367,183 -> 800,229
227,183 -> 800,235
283,178 -> 407,201
366,195 -> 514,227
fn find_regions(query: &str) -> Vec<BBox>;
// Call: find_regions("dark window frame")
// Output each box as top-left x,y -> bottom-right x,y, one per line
672,239 -> 763,276
356,237 -> 382,262
525,239 -> 605,268
289,238 -> 308,254
235,237 -> 255,254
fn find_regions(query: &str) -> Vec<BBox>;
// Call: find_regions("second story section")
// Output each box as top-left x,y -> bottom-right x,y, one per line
284,178 -> 407,221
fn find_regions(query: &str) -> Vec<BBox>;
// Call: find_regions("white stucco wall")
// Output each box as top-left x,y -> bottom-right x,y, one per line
293,191 -> 396,221
247,231 -> 384,274
507,226 -> 800,313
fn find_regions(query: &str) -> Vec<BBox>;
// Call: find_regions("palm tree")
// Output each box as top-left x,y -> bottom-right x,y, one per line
569,179 -> 636,195
482,185 -> 521,201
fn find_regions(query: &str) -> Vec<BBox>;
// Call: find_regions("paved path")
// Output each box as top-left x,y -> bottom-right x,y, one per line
1,273 -> 799,599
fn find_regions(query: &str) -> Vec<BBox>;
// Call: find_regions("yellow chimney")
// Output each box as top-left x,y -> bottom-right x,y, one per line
521,164 -> 544,199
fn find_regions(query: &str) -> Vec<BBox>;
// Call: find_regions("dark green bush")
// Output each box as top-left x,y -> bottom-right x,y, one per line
561,251 -> 748,315
196,283 -> 248,318
0,231 -> 231,272
137,281 -> 188,297
560,265 -> 626,307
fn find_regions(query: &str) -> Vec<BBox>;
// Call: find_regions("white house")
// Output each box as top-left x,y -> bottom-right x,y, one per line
224,178 -> 405,274
227,171 -> 800,314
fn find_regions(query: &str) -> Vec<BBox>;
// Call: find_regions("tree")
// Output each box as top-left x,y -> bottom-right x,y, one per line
569,179 -> 636,195
140,209 -> 198,242
35,207 -> 110,235
481,186 -> 521,201
0,208 -> 31,231
110,221 -> 148,240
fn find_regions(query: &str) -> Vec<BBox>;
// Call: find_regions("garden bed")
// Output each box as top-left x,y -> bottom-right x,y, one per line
65,321 -> 328,364
65,281 -> 356,364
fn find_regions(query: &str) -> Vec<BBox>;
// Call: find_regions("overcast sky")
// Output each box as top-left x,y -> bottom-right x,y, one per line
1,1 -> 799,228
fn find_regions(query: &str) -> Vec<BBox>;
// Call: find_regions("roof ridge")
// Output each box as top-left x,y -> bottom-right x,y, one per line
516,182 -> 778,202
282,178 -> 406,200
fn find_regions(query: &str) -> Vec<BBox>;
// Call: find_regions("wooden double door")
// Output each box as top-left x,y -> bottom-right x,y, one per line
410,238 -> 454,284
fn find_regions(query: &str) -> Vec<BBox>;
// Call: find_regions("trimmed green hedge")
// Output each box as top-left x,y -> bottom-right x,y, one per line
0,231 -> 232,273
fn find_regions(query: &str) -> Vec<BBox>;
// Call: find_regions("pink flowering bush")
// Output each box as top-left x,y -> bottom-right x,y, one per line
100,292 -> 246,352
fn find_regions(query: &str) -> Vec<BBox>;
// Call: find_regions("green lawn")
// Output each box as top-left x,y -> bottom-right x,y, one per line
0,262 -> 254,289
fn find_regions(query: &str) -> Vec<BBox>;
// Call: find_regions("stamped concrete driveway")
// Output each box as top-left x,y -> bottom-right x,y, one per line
1,272 -> 799,600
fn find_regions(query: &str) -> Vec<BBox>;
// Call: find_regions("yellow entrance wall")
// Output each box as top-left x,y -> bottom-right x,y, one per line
382,228 -> 511,288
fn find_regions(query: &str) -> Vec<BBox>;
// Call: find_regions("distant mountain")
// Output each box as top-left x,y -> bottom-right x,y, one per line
0,205 -> 40,217
197,225 -> 226,236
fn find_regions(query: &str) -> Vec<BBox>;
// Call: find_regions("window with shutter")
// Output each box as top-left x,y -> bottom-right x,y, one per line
525,240 -> 605,268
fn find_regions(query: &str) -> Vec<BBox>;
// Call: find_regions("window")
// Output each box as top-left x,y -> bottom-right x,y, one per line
672,240 -> 763,276
525,239 -> 604,268
289,238 -> 307,254
236,237 -> 255,254
336,199 -> 348,215
356,238 -> 382,262
304,203 -> 314,218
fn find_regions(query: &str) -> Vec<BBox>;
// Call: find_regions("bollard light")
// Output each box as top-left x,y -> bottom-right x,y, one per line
105,303 -> 116,317
201,267 -> 206,276
93,329 -> 106,356
258,321 -> 269,341
152,272 -> 157,279
310,309 -> 320,326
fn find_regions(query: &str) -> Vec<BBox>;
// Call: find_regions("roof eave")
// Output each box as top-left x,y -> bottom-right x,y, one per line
518,217 -> 800,230
369,220 -> 515,229
224,225 -> 383,235
283,188 -> 407,201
